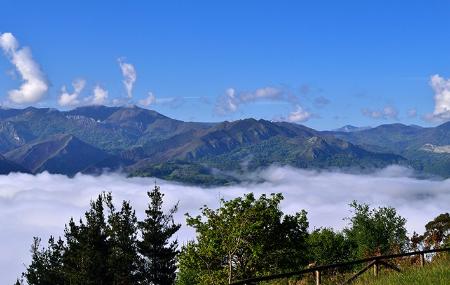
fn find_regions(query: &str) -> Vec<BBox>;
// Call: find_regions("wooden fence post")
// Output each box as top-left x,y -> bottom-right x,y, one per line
373,261 -> 379,277
315,270 -> 321,285
420,253 -> 425,267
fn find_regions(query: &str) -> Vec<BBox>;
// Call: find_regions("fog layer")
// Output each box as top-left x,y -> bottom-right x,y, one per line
1,165 -> 449,283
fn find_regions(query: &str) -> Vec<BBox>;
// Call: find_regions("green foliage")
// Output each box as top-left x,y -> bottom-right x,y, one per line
307,228 -> 352,266
138,185 -> 181,285
353,254 -> 450,285
344,201 -> 408,258
424,213 -> 450,248
413,213 -> 450,250
129,161 -> 238,186
21,187 -> 180,285
17,186 -> 449,285
106,199 -> 141,284
177,193 -> 309,285
23,237 -> 65,285
63,193 -> 112,284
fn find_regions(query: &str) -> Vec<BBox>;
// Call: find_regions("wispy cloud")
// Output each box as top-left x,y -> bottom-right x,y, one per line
362,106 -> 398,120
58,79 -> 86,107
313,96 -> 330,108
286,105 -> 311,122
0,166 -> 449,283
407,108 -> 417,118
118,58 -> 136,98
138,92 -> 156,107
215,86 -> 312,122
215,87 -> 286,115
0,33 -> 48,104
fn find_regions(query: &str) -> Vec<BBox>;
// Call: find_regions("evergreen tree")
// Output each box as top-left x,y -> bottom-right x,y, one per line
107,198 -> 141,284
138,185 -> 181,285
23,236 -> 65,285
63,193 -> 112,284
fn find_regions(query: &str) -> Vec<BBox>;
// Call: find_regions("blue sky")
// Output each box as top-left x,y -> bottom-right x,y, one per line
1,0 -> 450,130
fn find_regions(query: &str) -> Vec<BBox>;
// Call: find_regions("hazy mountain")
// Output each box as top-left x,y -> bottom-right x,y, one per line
332,125 -> 371,133
330,122 -> 450,177
0,105 -> 448,183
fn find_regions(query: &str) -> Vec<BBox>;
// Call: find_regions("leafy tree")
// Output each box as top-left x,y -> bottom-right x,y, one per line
410,231 -> 423,251
138,185 -> 181,285
344,201 -> 408,258
177,193 -> 309,285
421,213 -> 450,249
307,228 -> 352,266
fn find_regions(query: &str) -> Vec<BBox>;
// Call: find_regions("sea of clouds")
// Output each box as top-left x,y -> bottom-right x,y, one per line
1,165 -> 449,283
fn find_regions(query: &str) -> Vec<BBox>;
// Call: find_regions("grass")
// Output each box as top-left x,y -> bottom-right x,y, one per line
262,254 -> 450,285
353,255 -> 450,285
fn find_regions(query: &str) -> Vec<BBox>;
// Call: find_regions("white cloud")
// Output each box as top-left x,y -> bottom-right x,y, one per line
89,85 -> 108,105
383,106 -> 398,119
216,88 -> 239,114
215,86 -> 287,115
239,86 -> 283,102
362,105 -> 398,120
215,86 -> 312,122
138,92 -> 156,107
58,79 -> 86,107
426,74 -> 450,121
118,58 -> 136,98
0,33 -> 48,104
0,167 -> 449,283
287,105 -> 311,122
408,108 -> 417,118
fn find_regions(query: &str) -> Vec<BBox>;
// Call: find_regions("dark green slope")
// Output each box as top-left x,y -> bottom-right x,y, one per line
5,134 -> 110,176
0,154 -> 29,174
127,119 -> 405,182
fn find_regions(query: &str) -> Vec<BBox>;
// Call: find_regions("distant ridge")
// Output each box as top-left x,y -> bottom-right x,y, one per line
0,105 -> 448,183
333,125 -> 371,133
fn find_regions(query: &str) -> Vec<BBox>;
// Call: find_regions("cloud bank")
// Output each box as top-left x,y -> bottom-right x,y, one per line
0,33 -> 48,104
0,166 -> 449,283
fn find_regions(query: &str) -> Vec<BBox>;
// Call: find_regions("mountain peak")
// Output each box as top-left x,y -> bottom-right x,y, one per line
333,125 -> 371,132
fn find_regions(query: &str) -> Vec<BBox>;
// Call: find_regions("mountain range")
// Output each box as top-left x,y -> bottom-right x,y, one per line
0,105 -> 448,184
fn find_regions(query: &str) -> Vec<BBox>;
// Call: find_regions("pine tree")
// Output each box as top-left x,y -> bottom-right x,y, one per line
138,185 -> 181,285
107,198 -> 141,284
23,236 -> 65,285
63,193 -> 112,284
